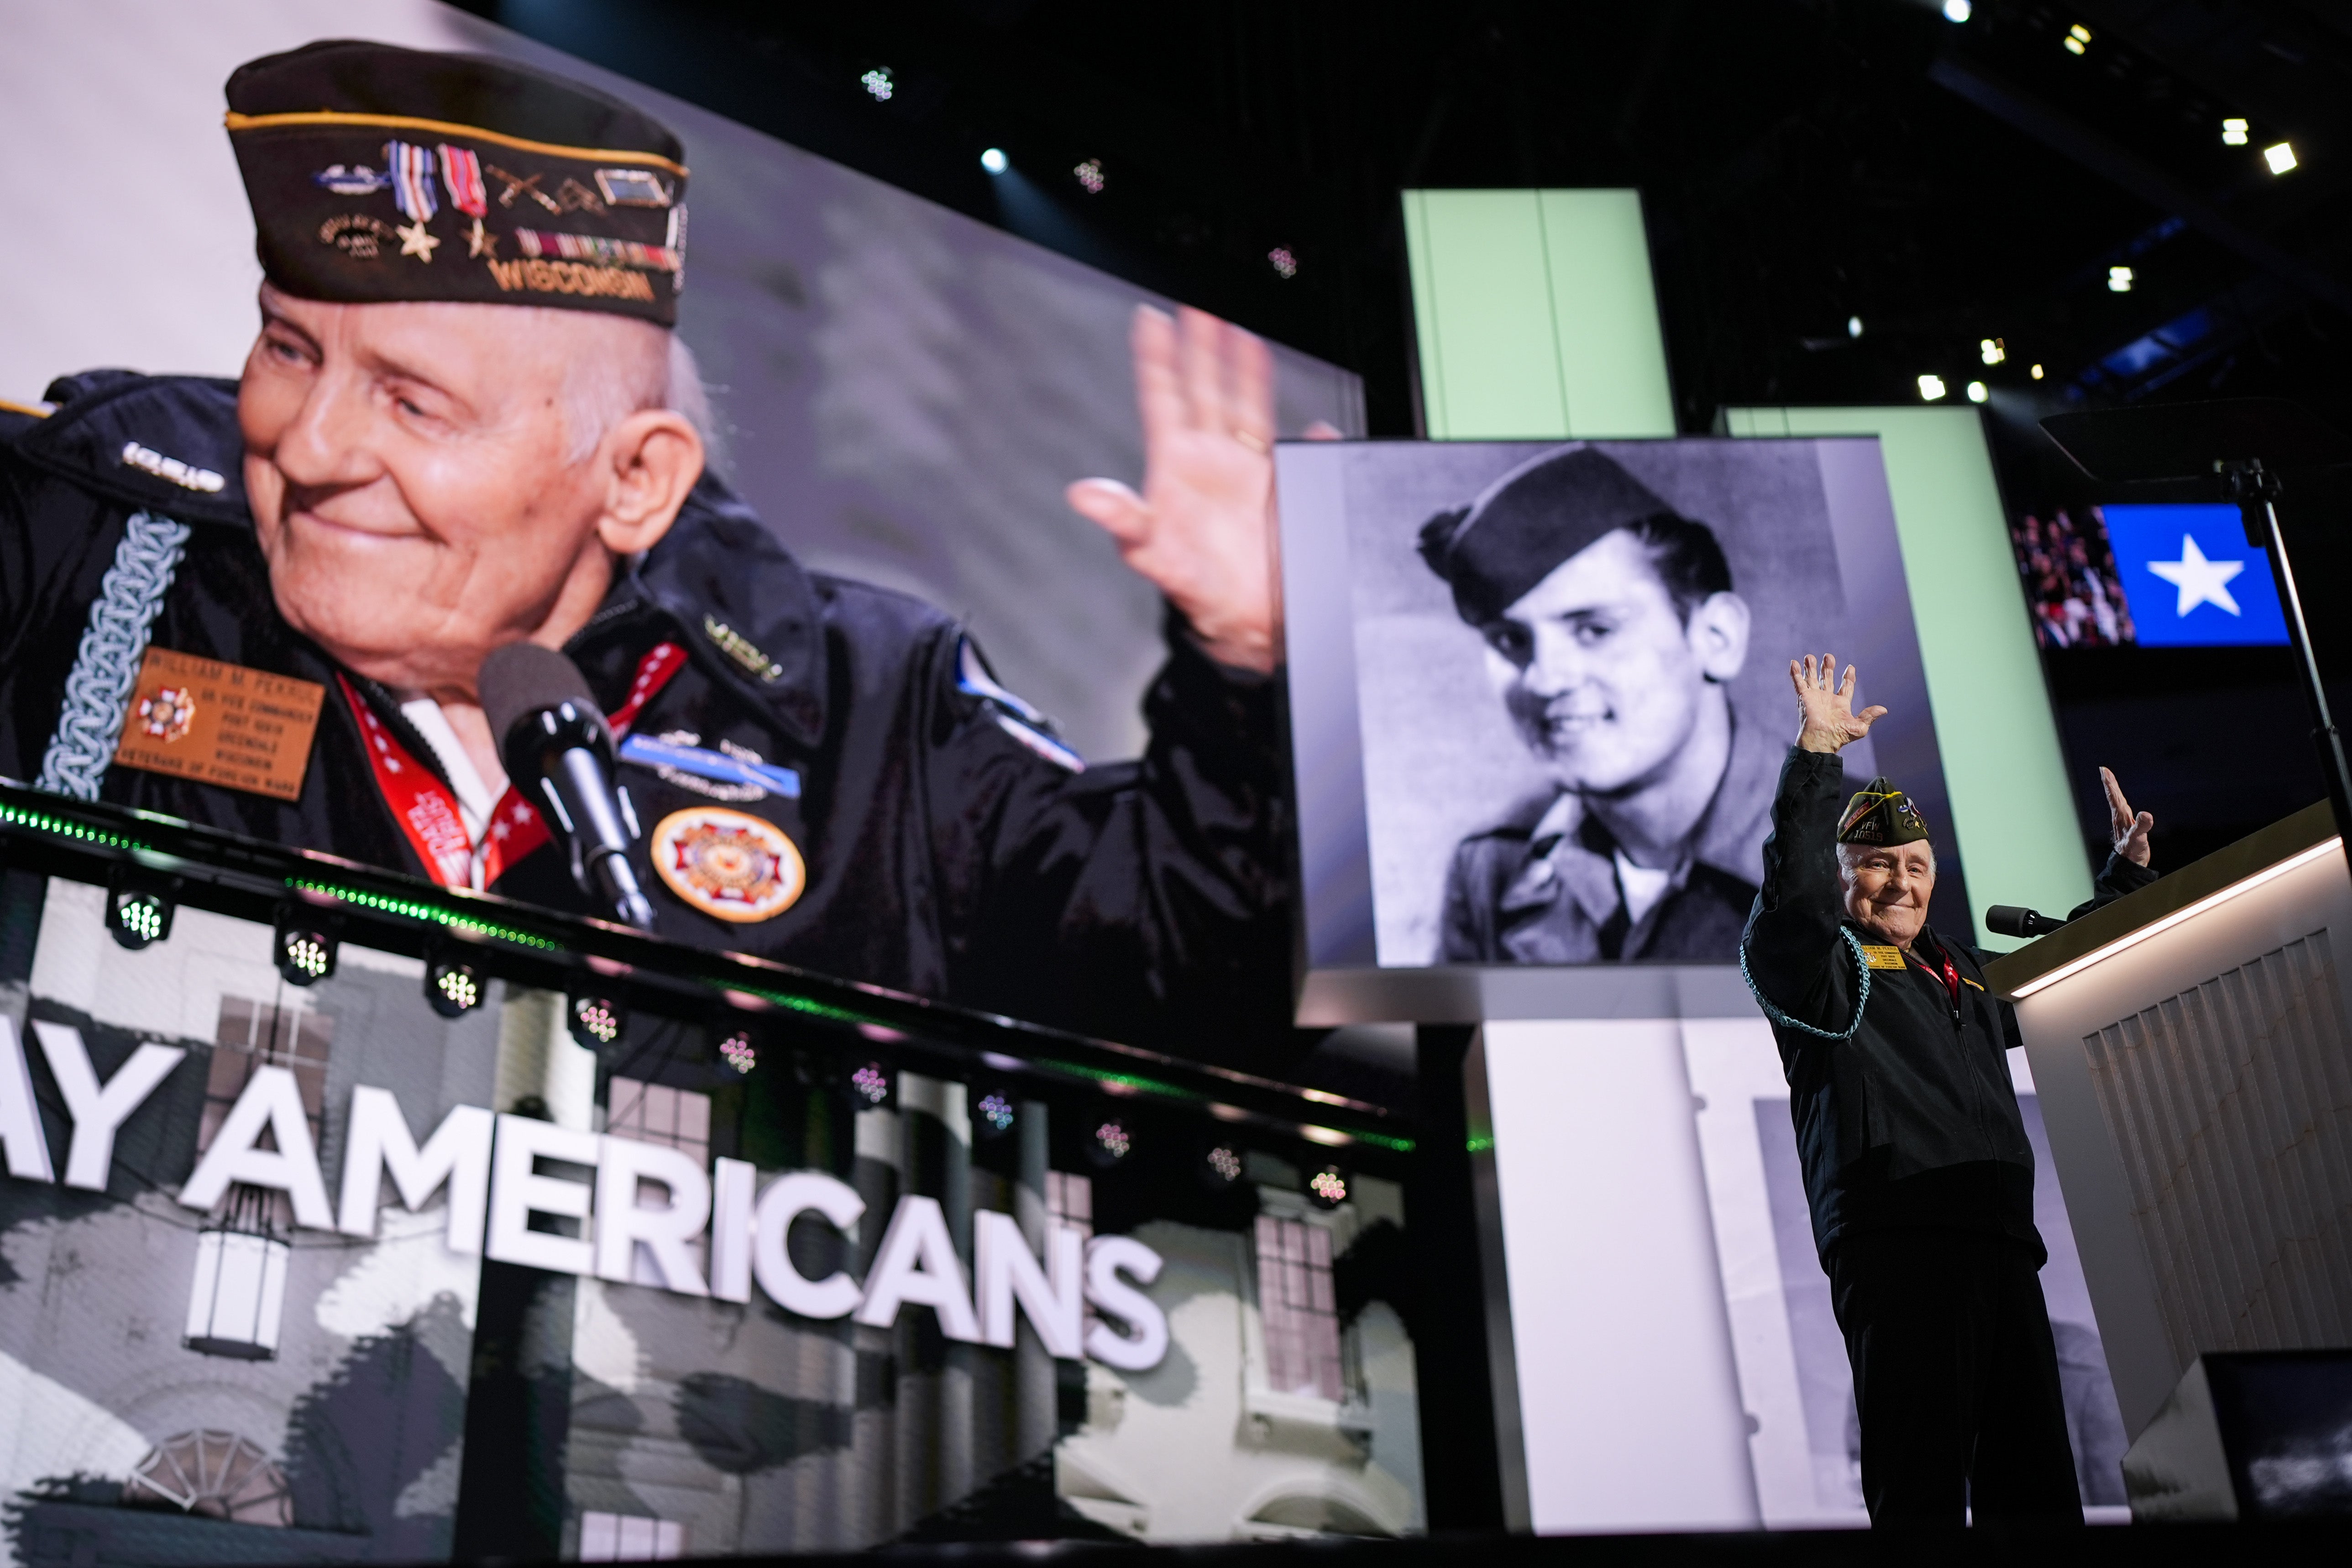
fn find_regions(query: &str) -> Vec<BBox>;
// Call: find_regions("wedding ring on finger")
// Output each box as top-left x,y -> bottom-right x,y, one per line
1231,429 -> 1271,455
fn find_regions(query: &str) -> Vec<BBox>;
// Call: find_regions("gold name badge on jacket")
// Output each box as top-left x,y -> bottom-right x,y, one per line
1860,944 -> 1908,970
111,647 -> 325,802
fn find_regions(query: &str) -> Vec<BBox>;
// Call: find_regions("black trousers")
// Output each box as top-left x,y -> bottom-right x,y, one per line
1827,1228 -> 2084,1528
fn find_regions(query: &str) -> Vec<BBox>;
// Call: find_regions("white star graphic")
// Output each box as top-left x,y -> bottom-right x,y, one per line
2146,533 -> 2245,618
397,219 -> 441,262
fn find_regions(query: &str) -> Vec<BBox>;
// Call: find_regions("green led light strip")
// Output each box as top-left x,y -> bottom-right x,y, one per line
288,879 -> 563,951
730,986 -> 870,1026
1348,1130 -> 1416,1155
10,802 -> 1398,1141
1039,1057 -> 1414,1154
1036,1060 -> 1199,1105
0,800 -> 151,854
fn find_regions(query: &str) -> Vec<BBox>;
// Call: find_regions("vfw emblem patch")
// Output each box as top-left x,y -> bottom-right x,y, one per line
138,686 -> 197,742
649,807 -> 805,923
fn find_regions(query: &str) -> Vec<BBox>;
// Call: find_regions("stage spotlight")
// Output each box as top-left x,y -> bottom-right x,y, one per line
106,889 -> 173,951
2031,363 -> 2046,380
2064,23 -> 2090,56
273,912 -> 338,987
1074,158 -> 1105,194
2265,142 -> 2298,176
861,67 -> 894,102
1917,374 -> 1947,402
1201,1142 -> 1243,1190
980,147 -> 1009,175
1941,0 -> 1970,19
849,1060 -> 894,1108
1087,1115 -> 1133,1169
974,1090 -> 1016,1139
2109,265 -> 2134,293
1267,246 -> 1299,280
425,956 -> 484,1018
569,994 -> 625,1049
718,1031 -> 757,1075
1846,315 -> 1863,339
1980,337 -> 2005,366
2222,118 -> 2250,147
1966,381 -> 1989,404
1308,1165 -> 1348,1209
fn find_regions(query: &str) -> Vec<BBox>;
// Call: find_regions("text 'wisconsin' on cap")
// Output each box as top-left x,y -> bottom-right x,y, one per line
1837,777 -> 1931,847
225,39 -> 688,326
1417,445 -> 1681,626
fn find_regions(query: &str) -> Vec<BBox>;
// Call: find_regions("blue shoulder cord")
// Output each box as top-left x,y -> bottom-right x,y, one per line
36,511 -> 192,801
1740,925 -> 1875,1041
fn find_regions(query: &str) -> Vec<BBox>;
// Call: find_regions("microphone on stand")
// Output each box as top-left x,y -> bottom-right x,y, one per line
1986,905 -> 2068,939
479,644 -> 656,931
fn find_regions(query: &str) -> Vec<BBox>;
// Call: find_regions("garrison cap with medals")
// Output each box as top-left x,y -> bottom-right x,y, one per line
225,38 -> 688,322
1838,777 -> 1931,971
219,42 -> 805,924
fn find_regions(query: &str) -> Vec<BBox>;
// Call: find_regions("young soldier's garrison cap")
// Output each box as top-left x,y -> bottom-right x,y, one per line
1837,777 -> 1931,846
225,40 -> 688,325
1417,445 -> 1682,626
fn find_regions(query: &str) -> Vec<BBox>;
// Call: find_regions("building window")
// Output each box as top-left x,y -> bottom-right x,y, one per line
192,996 -> 331,1244
206,998 -> 332,1162
1255,1215 -> 1343,1402
123,1431 -> 291,1527
603,1078 -> 712,1286
578,1510 -> 686,1561
1046,1170 -> 1092,1246
1048,1171 -> 1096,1334
604,1076 -> 710,1167
185,1001 -> 329,1360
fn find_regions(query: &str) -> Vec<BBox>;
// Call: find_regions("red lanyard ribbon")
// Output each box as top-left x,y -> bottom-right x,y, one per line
1910,949 -> 1961,1010
337,641 -> 686,890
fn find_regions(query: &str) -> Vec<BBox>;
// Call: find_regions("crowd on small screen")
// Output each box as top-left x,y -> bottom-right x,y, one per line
2012,506 -> 2135,649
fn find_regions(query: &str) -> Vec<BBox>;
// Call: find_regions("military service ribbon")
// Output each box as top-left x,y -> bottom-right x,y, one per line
384,140 -> 439,223
436,144 -> 488,218
514,227 -> 682,273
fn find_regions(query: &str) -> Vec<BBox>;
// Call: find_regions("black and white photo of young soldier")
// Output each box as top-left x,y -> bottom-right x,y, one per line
1418,446 -> 1781,963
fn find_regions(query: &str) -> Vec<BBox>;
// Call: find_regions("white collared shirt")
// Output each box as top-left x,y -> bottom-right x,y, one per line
397,697 -> 508,844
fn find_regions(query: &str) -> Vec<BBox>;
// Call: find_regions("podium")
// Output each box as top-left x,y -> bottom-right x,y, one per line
1985,804 -> 2352,1449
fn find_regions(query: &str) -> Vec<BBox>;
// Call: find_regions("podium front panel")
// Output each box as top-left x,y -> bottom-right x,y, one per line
1990,806 -> 2352,1438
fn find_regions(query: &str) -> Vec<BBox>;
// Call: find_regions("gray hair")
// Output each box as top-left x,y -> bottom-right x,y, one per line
1837,841 -> 1937,883
560,320 -> 716,466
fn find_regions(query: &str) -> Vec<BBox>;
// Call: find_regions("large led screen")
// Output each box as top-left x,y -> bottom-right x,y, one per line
2007,499 -> 2287,650
1279,437 -> 1965,1023
0,869 -> 1424,1558
0,1 -> 1362,1068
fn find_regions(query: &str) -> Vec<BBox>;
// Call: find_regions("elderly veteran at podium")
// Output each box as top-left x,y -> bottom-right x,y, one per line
0,41 -> 1301,1057
1740,655 -> 2157,1527
1420,446 -> 1776,964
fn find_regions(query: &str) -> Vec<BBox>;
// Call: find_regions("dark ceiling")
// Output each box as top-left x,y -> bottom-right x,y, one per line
455,0 -> 2352,872
460,0 -> 2352,451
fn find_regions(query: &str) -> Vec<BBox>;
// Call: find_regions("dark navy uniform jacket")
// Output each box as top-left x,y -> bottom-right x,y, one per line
1438,714 -> 1778,965
0,372 -> 1293,1058
1740,745 -> 2154,1261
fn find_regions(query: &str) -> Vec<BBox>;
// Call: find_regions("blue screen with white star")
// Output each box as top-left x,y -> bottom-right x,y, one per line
2102,503 -> 2289,647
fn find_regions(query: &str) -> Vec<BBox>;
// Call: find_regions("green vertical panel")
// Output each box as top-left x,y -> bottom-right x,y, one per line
1537,190 -> 1676,438
1729,405 -> 2088,945
1401,191 -> 1446,433
1400,190 -> 1570,439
